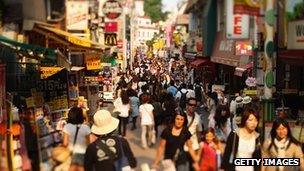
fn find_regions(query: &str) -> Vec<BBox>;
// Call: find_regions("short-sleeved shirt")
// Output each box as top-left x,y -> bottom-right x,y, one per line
63,123 -> 91,154
161,127 -> 192,159
139,103 -> 154,125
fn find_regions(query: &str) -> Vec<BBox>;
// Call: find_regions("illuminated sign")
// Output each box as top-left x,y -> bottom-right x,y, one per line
235,41 -> 253,55
86,54 -> 101,70
102,0 -> 123,19
105,33 -> 117,46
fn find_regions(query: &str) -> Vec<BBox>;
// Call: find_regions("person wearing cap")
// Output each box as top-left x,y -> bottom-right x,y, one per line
84,109 -> 137,171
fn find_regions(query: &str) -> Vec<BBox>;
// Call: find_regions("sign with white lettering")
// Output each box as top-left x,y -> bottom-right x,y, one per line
102,0 -> 123,20
287,20 -> 304,50
226,0 -> 250,39
235,41 -> 253,55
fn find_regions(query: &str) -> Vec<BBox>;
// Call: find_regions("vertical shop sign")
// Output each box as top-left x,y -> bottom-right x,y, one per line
66,1 -> 89,30
105,33 -> 117,46
226,0 -> 249,39
86,54 -> 102,70
0,65 -> 6,123
105,22 -> 118,32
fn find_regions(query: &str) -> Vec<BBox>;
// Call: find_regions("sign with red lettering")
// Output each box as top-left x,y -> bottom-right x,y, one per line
235,41 -> 253,55
226,0 -> 249,39
117,40 -> 123,48
102,0 -> 123,20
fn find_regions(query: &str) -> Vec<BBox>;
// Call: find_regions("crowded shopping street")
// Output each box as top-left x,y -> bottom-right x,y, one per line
0,0 -> 304,171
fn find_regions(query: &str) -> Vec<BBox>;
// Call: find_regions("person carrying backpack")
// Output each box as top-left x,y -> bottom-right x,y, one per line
175,83 -> 188,111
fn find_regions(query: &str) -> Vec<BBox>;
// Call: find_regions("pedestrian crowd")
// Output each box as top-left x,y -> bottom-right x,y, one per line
52,58 -> 303,171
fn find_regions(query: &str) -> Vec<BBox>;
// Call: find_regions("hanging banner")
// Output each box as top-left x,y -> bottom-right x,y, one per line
0,65 -> 5,123
66,1 -> 89,30
86,54 -> 101,70
40,67 -> 63,79
233,0 -> 260,16
227,0 -> 250,39
104,33 -> 117,46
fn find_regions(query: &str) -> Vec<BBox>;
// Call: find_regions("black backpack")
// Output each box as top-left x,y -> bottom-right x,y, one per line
179,90 -> 188,109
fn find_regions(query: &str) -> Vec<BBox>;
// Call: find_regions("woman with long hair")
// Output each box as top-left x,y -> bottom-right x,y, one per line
152,109 -> 199,171
117,90 -> 130,136
221,108 -> 261,171
63,107 -> 91,171
262,118 -> 304,171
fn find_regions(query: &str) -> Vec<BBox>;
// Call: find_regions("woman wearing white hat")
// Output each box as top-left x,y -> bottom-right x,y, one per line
84,110 -> 137,171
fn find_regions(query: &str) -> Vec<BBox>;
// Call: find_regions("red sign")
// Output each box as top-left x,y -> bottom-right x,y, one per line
235,41 -> 253,56
117,40 -> 123,48
105,22 -> 118,32
102,0 -> 123,19
233,0 -> 260,16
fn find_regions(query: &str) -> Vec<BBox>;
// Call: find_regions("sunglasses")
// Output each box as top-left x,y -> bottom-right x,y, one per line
188,103 -> 197,107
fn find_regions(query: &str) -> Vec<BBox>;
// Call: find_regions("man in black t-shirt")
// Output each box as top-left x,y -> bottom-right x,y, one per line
84,110 -> 137,171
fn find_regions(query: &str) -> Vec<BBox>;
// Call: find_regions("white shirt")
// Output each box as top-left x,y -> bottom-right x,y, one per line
139,103 -> 154,125
175,89 -> 192,100
235,136 -> 255,171
184,112 -> 202,151
119,104 -> 130,118
63,123 -> 91,154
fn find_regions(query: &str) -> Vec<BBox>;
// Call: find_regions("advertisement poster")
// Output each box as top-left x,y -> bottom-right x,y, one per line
66,1 -> 89,30
86,54 -> 102,70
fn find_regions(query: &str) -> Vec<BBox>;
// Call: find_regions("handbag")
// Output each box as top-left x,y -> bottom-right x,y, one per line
52,125 -> 80,163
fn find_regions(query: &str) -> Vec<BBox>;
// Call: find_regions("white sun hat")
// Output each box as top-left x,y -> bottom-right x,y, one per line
242,96 -> 252,104
91,109 -> 119,135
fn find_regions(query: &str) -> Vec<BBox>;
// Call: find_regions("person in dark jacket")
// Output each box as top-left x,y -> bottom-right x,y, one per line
84,110 -> 137,171
221,108 -> 261,171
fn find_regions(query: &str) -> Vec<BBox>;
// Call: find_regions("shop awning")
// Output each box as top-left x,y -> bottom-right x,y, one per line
190,58 -> 208,68
33,24 -> 105,49
234,62 -> 253,76
278,50 -> 304,65
0,35 -> 56,60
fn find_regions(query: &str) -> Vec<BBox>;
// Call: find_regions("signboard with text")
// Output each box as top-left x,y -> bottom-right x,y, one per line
226,0 -> 249,39
105,22 -> 118,32
287,20 -> 304,50
86,54 -> 101,70
233,0 -> 260,16
102,0 -> 123,19
66,1 -> 89,30
40,67 -> 63,79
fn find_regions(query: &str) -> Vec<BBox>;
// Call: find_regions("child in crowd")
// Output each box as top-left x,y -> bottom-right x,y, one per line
198,128 -> 223,171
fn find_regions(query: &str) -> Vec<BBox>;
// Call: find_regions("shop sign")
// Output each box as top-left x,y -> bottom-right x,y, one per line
226,0 -> 249,39
40,67 -> 63,79
66,1 -> 89,30
105,33 -> 117,46
282,89 -> 298,94
25,97 -> 35,108
245,77 -> 257,87
117,40 -> 123,48
235,41 -> 253,55
0,65 -> 6,123
287,20 -> 304,50
86,54 -> 101,70
105,22 -> 118,32
233,0 -> 260,16
244,90 -> 257,95
102,0 -> 123,20
85,76 -> 102,84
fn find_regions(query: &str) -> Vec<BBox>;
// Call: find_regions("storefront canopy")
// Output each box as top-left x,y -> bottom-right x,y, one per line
33,24 -> 105,50
190,58 -> 208,68
0,35 -> 56,60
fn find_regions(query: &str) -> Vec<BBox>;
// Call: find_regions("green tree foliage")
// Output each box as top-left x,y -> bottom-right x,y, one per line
286,1 -> 304,21
144,0 -> 169,23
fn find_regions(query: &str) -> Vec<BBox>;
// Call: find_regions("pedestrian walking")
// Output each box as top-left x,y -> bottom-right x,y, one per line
221,108 -> 261,171
152,109 -> 199,171
262,118 -> 304,171
84,110 -> 137,171
128,89 -> 140,130
139,94 -> 155,149
62,107 -> 91,171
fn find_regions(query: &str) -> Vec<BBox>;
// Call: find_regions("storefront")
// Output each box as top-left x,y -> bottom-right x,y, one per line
211,31 -> 253,95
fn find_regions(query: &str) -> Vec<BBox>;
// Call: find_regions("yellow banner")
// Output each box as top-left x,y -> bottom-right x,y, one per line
234,0 -> 260,7
86,54 -> 101,70
244,90 -> 258,95
40,67 -> 63,79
